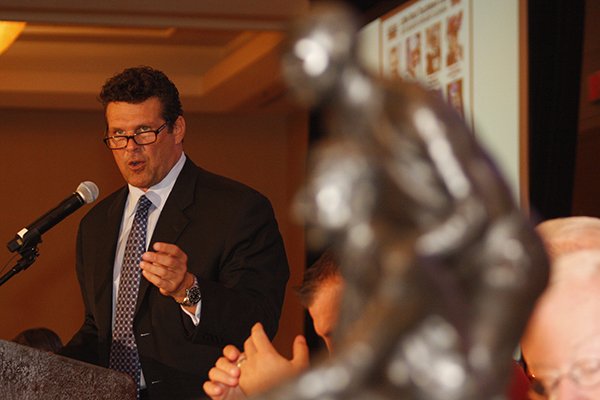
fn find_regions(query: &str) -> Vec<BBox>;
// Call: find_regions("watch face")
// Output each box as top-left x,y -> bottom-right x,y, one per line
186,286 -> 202,305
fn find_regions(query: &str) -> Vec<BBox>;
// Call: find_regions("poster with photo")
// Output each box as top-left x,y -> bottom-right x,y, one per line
381,0 -> 471,125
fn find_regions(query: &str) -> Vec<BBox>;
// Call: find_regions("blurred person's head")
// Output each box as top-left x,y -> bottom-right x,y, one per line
521,250 -> 600,399
12,327 -> 63,353
536,217 -> 600,260
297,249 -> 344,353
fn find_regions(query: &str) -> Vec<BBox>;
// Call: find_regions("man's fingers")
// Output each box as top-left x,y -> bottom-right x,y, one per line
243,334 -> 257,357
141,251 -> 179,270
223,345 -> 241,362
139,242 -> 188,297
140,267 -> 179,293
215,357 -> 241,378
140,269 -> 162,287
139,260 -> 173,278
202,381 -> 224,399
208,365 -> 240,387
152,241 -> 180,254
249,323 -> 274,353
142,242 -> 187,270
291,335 -> 310,369
151,242 -> 187,261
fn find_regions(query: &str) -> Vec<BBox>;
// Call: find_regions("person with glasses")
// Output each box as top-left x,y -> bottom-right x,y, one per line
59,66 -> 290,400
521,250 -> 600,399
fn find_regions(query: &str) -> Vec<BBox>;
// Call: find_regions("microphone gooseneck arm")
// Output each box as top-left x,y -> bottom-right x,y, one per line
1,181 -> 99,287
0,236 -> 41,287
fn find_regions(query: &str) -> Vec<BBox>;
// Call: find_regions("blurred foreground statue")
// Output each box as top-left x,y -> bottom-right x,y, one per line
264,3 -> 549,399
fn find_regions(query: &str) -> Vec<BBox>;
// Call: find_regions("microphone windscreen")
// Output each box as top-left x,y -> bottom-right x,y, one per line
76,181 -> 99,204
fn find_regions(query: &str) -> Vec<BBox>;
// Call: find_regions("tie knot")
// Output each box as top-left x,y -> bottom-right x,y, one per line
137,195 -> 152,213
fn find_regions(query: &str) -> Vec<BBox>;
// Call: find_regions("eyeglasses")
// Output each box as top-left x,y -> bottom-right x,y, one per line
103,122 -> 168,150
527,358 -> 600,398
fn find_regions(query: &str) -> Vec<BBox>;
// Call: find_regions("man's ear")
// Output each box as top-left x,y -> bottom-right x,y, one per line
173,115 -> 186,144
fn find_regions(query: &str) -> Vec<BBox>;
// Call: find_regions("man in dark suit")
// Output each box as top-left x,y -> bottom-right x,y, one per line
60,66 -> 289,400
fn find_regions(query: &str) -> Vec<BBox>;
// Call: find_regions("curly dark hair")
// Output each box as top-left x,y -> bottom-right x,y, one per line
98,66 -> 183,129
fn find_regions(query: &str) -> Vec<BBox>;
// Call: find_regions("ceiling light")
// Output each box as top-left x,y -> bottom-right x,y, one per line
0,21 -> 26,55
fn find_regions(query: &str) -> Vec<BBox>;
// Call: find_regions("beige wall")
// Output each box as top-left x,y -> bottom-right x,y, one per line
0,107 -> 307,357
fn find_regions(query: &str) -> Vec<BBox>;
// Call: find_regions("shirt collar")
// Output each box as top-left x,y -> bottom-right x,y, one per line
124,153 -> 187,218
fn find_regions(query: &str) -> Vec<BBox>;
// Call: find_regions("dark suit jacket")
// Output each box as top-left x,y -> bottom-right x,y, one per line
61,158 -> 290,399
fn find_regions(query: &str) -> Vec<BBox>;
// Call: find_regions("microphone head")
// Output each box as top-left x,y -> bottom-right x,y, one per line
76,181 -> 99,204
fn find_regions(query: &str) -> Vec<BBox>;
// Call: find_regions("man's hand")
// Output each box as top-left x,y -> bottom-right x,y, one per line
203,345 -> 247,400
239,322 -> 309,396
140,242 -> 194,306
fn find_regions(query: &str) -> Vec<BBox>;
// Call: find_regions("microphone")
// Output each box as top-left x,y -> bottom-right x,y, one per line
7,181 -> 99,253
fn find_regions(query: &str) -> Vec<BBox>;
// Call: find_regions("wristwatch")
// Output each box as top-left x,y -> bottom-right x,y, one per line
179,276 -> 201,307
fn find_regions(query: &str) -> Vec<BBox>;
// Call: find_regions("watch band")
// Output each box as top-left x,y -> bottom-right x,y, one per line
179,276 -> 201,307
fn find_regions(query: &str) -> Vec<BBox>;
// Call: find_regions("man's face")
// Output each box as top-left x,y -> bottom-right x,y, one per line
522,278 -> 600,399
308,276 -> 344,354
106,97 -> 185,191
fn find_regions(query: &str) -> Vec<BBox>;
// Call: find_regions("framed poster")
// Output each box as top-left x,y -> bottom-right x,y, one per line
380,0 -> 472,125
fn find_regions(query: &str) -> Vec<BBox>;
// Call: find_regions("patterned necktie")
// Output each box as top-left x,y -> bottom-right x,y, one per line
110,195 -> 152,394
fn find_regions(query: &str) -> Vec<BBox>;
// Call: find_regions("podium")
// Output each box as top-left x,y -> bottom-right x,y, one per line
0,339 -> 136,399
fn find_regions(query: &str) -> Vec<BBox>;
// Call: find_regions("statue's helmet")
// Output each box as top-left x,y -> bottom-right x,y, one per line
282,2 -> 358,106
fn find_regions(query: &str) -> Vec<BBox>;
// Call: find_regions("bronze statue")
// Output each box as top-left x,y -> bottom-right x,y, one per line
263,3 -> 549,399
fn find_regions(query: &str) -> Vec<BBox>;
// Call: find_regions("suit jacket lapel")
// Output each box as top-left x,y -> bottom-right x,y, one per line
135,158 -> 196,313
94,187 -> 128,340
